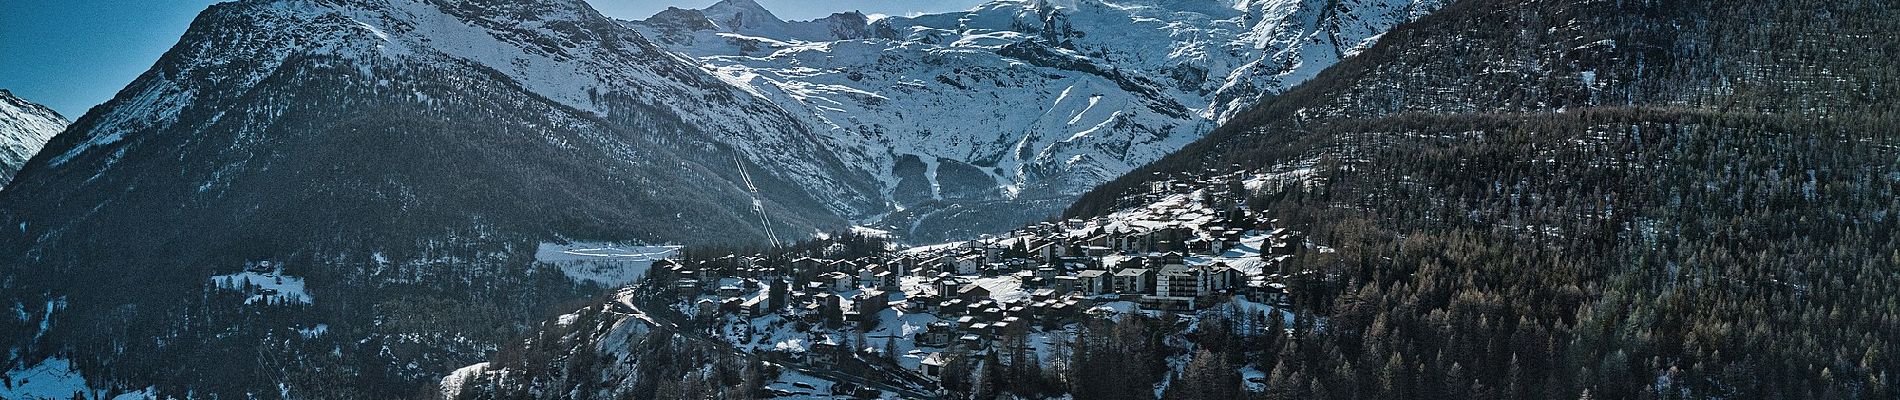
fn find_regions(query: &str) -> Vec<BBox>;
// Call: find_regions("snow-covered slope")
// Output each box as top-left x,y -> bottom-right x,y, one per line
0,0 -> 876,396
624,0 -> 1440,241
6,0 -> 893,254
0,90 -> 66,187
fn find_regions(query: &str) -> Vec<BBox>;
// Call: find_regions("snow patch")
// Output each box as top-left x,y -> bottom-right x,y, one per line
437,362 -> 491,400
298,324 -> 330,339
0,357 -> 97,400
536,242 -> 681,287
211,270 -> 312,305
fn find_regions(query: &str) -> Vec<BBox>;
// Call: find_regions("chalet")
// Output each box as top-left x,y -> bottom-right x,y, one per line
810,340 -> 842,365
827,259 -> 860,274
814,293 -> 843,321
1075,270 -> 1110,295
768,278 -> 790,311
856,264 -> 882,284
1050,298 -> 1082,321
908,294 -> 941,313
1034,267 -> 1058,280
978,306 -> 1004,320
920,352 -> 949,381
700,256 -> 736,277
934,254 -> 959,274
651,259 -> 682,279
1154,225 -> 1192,252
789,256 -> 821,268
917,321 -> 956,347
1271,240 -> 1298,255
988,319 -> 1012,335
998,316 -> 1022,330
1030,288 -> 1056,301
1031,242 -> 1059,261
740,295 -> 767,317
895,256 -> 919,276
1115,256 -> 1146,270
956,316 -> 979,331
1114,268 -> 1154,295
953,255 -> 983,275
872,270 -> 897,290
1150,252 -> 1187,267
675,279 -> 702,297
1187,238 -> 1216,255
720,297 -> 744,314
738,255 -> 763,270
851,290 -> 887,321
939,299 -> 967,315
982,245 -> 1006,264
802,302 -> 824,321
932,277 -> 960,297
1201,262 -> 1241,294
957,284 -> 992,301
823,272 -> 855,292
1155,264 -> 1201,299
969,300 -> 998,315
1052,275 -> 1080,293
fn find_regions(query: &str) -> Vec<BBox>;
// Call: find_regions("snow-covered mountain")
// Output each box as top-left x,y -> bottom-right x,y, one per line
3,0 -> 902,257
0,90 -> 66,187
0,0 -> 877,397
624,0 -> 1441,241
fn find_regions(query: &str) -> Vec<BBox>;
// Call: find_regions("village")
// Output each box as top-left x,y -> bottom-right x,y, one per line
618,174 -> 1314,396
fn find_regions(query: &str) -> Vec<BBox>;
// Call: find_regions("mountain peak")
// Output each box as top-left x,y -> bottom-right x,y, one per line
643,6 -> 719,31
703,0 -> 786,30
0,89 -> 67,186
0,89 -> 63,120
707,0 -> 771,13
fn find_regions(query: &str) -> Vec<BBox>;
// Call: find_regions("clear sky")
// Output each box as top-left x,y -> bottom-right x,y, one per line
0,0 -> 986,119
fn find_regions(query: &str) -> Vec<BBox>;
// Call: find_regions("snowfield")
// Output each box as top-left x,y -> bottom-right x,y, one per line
536,242 -> 682,287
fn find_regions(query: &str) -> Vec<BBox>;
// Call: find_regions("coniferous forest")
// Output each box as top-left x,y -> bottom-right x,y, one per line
1066,0 -> 1899,398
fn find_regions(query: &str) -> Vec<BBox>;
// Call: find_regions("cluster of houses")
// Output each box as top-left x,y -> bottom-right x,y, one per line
643,175 -> 1306,383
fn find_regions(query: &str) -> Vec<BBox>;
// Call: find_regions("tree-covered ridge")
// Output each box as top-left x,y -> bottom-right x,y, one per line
1208,108 -> 1895,399
1071,0 -> 1898,212
1060,0 -> 1898,397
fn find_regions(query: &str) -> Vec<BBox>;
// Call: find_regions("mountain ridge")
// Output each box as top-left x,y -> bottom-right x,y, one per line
0,0 -> 878,397
0,90 -> 67,188
624,0 -> 1442,241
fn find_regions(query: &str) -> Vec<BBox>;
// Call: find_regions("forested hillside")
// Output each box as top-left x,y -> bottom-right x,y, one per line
1069,0 -> 1899,398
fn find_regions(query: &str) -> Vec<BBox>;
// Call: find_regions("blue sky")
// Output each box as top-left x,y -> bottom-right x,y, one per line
0,0 -> 985,119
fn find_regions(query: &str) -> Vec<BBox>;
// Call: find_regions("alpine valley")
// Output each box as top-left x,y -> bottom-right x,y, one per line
1,0 -> 1894,399
0,0 -> 1435,398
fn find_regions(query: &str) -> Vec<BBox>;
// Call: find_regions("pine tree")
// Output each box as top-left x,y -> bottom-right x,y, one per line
976,351 -> 1003,400
883,336 -> 899,364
